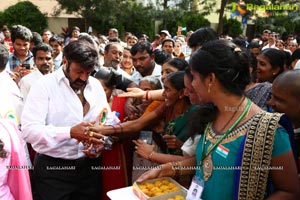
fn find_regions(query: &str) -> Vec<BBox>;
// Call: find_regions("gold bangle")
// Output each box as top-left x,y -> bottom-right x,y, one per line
148,151 -> 155,161
166,162 -> 176,177
172,161 -> 182,177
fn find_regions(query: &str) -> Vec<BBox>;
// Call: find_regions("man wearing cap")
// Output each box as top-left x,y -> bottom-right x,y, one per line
159,30 -> 171,43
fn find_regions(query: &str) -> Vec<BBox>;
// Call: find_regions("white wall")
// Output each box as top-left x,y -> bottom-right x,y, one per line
47,17 -> 69,35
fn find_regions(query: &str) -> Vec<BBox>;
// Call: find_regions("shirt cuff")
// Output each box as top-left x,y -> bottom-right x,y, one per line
55,126 -> 71,142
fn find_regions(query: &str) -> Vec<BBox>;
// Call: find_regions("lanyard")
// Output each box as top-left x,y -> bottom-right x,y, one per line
200,98 -> 252,163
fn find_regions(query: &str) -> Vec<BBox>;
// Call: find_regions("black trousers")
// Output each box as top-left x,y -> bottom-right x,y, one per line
33,154 -> 102,200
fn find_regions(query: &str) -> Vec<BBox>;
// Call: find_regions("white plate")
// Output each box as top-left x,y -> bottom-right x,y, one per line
107,186 -> 140,200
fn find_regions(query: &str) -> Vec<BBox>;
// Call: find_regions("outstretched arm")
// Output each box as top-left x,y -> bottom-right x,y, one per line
118,88 -> 164,101
89,109 -> 159,136
267,150 -> 300,200
136,156 -> 196,182
133,139 -> 190,164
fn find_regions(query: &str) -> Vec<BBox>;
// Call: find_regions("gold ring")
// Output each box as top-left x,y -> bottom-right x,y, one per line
89,131 -> 94,137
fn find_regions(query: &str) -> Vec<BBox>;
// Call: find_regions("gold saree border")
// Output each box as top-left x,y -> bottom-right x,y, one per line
238,111 -> 282,200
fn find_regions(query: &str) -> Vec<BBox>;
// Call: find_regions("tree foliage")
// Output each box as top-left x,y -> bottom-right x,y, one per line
56,0 -> 157,38
222,17 -> 242,37
55,0 -> 211,38
254,14 -> 300,36
253,0 -> 300,35
178,12 -> 210,32
0,1 -> 47,33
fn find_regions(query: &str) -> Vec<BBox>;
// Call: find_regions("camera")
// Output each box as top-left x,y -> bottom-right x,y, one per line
22,63 -> 31,69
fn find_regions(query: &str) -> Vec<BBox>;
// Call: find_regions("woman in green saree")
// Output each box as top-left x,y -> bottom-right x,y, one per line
137,40 -> 299,199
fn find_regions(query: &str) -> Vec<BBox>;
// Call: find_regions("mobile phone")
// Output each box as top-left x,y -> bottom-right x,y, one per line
139,131 -> 153,145
22,63 -> 31,69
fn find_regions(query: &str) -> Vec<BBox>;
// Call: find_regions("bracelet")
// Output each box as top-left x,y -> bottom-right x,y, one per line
148,151 -> 155,161
166,162 -> 176,177
118,124 -> 123,134
145,91 -> 149,100
108,125 -> 117,134
172,161 -> 182,177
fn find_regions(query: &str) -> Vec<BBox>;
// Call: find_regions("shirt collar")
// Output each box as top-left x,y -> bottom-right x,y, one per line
12,50 -> 33,60
56,65 -> 91,87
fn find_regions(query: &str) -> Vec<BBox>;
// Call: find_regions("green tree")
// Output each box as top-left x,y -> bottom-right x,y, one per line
56,0 -> 156,37
1,1 -> 47,33
180,12 -> 210,31
253,0 -> 300,35
254,14 -> 300,36
56,0 -> 210,38
222,17 -> 242,37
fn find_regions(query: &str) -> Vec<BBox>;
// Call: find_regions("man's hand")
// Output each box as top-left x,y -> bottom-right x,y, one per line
124,97 -> 140,117
82,143 -> 104,158
13,64 -> 32,78
70,121 -> 104,145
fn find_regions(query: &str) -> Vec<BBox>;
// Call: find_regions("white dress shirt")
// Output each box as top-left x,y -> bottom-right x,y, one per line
0,71 -> 32,166
131,63 -> 162,85
21,67 -> 116,159
261,43 -> 278,51
53,52 -> 63,70
19,69 -> 43,102
0,71 -> 23,124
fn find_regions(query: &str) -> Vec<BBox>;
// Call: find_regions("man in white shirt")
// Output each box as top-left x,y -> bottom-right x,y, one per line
130,41 -> 162,84
0,44 -> 23,122
261,32 -> 278,51
0,43 -> 32,169
103,42 -> 132,80
19,43 -> 54,101
21,40 -> 116,200
0,45 -> 32,196
49,35 -> 64,70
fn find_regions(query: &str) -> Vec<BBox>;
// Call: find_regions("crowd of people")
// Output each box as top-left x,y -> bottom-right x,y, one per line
0,23 -> 300,200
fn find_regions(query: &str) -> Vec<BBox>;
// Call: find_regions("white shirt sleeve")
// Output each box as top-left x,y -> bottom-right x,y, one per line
21,78 -> 71,150
19,78 -> 30,102
181,135 -> 201,156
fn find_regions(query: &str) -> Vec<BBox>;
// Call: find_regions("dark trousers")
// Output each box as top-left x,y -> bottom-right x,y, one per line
33,154 -> 102,200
